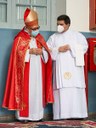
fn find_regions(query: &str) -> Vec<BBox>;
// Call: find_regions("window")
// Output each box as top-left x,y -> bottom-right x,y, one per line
0,0 -> 11,28
0,0 -> 56,31
0,0 -> 7,22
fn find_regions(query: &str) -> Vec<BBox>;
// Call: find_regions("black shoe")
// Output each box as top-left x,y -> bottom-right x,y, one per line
20,120 -> 29,123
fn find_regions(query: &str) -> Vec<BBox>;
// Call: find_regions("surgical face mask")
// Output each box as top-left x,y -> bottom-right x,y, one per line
31,29 -> 39,37
57,25 -> 64,33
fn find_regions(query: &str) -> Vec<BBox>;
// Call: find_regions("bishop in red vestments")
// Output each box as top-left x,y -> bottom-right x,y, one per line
2,8 -> 54,121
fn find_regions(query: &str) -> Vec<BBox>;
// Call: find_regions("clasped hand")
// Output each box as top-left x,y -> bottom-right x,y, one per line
58,44 -> 70,52
29,48 -> 43,55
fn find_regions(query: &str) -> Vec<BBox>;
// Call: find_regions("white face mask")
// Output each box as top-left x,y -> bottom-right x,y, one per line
57,25 -> 64,33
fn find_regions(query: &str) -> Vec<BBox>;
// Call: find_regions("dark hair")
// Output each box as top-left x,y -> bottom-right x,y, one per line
57,15 -> 71,25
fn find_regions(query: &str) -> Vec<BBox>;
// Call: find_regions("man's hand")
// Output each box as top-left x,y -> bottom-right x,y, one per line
36,48 -> 43,55
58,44 -> 70,52
29,48 -> 43,55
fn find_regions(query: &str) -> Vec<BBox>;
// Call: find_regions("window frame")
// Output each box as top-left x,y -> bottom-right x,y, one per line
12,0 -> 51,30
0,0 -> 56,31
0,0 -> 12,28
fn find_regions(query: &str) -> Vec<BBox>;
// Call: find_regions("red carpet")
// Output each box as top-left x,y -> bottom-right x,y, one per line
0,120 -> 94,128
82,120 -> 96,127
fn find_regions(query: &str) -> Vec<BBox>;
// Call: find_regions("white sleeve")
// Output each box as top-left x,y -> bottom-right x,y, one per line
24,49 -> 30,62
41,48 -> 48,63
72,33 -> 88,66
47,36 -> 59,60
76,33 -> 88,66
70,33 -> 88,58
70,44 -> 76,58
51,47 -> 59,60
77,33 -> 88,54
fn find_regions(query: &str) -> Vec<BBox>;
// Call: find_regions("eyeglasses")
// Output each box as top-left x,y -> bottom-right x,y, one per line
30,26 -> 40,31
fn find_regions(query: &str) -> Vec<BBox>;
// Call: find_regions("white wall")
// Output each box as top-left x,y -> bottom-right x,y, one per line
52,0 -> 89,32
51,0 -> 66,31
56,0 -> 66,18
66,0 -> 89,32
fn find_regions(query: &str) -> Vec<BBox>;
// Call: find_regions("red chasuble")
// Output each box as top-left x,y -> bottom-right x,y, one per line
2,28 -> 54,117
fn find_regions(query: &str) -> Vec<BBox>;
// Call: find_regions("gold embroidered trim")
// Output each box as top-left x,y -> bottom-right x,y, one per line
64,72 -> 72,79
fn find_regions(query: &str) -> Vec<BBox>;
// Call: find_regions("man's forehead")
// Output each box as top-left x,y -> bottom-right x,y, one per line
57,20 -> 65,25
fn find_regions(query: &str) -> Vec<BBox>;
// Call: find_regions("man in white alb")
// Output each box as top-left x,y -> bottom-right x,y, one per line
47,14 -> 88,120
